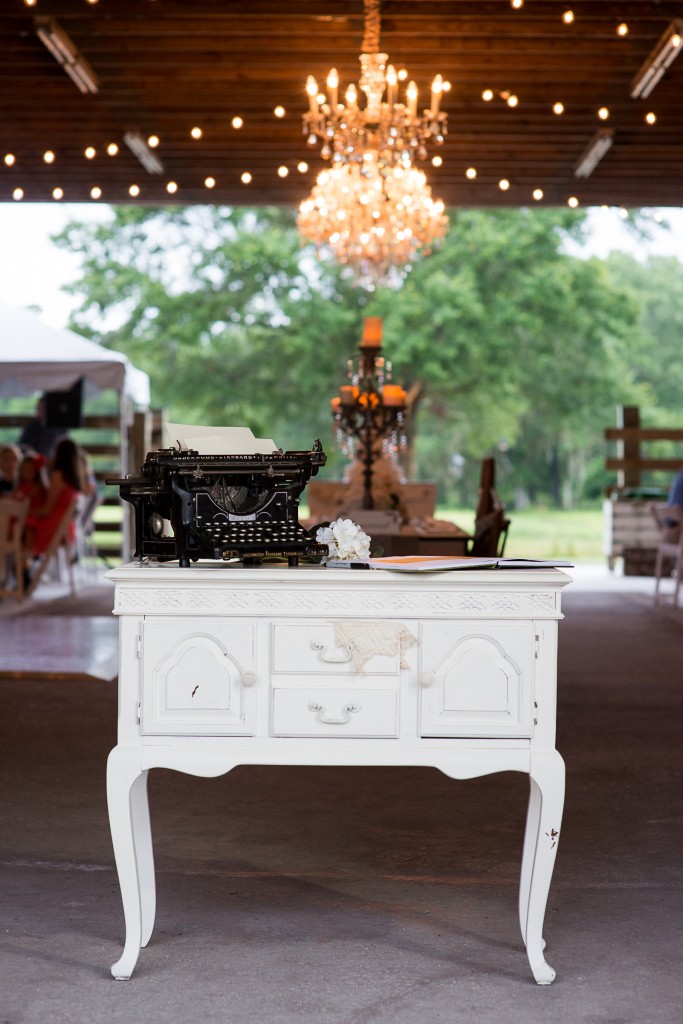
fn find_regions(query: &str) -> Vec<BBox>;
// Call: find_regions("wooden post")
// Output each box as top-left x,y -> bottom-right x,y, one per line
617,405 -> 641,489
129,410 -> 152,476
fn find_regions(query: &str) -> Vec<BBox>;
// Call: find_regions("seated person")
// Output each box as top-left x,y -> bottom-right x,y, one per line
12,450 -> 48,511
23,437 -> 84,562
0,443 -> 21,495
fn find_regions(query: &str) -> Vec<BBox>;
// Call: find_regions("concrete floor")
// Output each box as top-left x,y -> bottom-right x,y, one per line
1,571 -> 682,1024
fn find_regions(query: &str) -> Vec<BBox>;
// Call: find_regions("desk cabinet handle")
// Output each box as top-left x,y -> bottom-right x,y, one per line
420,670 -> 435,688
307,700 -> 361,725
310,639 -> 352,664
242,671 -> 256,687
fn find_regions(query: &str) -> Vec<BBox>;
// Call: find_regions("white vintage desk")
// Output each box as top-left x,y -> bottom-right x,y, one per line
106,562 -> 570,984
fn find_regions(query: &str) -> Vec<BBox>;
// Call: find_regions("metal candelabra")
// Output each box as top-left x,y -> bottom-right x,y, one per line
330,317 -> 407,510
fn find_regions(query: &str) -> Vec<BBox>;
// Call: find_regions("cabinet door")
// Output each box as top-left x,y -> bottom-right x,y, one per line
419,621 -> 534,737
141,617 -> 256,735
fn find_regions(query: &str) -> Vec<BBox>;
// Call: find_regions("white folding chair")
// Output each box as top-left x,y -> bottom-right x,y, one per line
649,503 -> 683,607
0,498 -> 28,602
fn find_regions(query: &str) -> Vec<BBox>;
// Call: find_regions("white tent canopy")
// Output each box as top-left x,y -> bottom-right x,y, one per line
0,303 -> 150,407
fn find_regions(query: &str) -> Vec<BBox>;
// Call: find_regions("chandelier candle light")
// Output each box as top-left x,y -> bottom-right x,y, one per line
331,316 -> 408,510
298,0 -> 448,286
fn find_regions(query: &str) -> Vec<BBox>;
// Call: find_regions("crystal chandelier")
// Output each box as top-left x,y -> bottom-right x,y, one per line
298,0 -> 448,287
302,0 -> 448,168
298,153 -> 447,289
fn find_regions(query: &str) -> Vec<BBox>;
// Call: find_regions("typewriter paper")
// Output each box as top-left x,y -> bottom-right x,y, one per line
163,423 -> 277,455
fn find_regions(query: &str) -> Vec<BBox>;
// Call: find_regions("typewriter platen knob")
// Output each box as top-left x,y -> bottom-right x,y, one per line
149,513 -> 165,536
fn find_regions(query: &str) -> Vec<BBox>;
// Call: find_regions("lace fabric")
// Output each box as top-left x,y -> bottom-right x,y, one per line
332,620 -> 417,674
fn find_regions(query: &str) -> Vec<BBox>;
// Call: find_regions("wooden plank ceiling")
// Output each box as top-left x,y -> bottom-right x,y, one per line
1,0 -> 682,209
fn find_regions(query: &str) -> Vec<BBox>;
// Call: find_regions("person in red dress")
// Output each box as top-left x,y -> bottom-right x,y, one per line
24,438 -> 84,558
12,450 -> 48,512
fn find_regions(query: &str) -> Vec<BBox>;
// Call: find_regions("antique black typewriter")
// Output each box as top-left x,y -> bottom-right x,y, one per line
109,438 -> 328,567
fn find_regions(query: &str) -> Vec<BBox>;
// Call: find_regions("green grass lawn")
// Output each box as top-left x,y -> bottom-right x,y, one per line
94,504 -> 606,564
438,506 -> 604,562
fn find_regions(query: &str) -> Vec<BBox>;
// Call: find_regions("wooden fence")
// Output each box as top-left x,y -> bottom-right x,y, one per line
604,405 -> 683,490
603,405 -> 683,574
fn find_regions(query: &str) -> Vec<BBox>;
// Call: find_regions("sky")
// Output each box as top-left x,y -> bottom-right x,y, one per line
0,203 -> 682,330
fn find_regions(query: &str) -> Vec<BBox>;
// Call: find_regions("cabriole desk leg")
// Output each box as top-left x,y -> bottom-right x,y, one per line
107,748 -> 156,980
519,749 -> 565,985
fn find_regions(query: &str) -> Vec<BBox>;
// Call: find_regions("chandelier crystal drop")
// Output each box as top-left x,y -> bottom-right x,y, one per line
298,154 -> 447,289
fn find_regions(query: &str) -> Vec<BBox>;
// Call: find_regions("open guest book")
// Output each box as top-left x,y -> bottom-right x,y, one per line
325,555 -> 573,572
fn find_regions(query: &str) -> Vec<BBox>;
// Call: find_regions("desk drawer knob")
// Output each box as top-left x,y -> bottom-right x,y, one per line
242,671 -> 256,687
307,700 -> 361,725
420,670 -> 435,688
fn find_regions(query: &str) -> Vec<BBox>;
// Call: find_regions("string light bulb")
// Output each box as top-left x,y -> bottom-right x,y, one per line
129,184 -> 140,197
241,171 -> 252,183
568,195 -> 579,207
190,127 -> 202,139
645,111 -> 657,124
532,188 -> 544,200
43,150 -> 55,164
84,146 -> 96,159
147,135 -> 159,148
617,23 -> 629,36
106,143 -> 119,156
465,167 -> 477,179
204,176 -> 216,188
231,116 -> 243,129
553,102 -> 564,115
12,187 -> 24,201
4,153 -> 15,166
274,106 -> 286,118
598,107 -> 610,120
562,10 -> 574,24
90,186 -> 102,199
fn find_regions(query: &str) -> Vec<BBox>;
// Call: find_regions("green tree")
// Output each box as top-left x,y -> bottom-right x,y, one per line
55,204 -> 642,507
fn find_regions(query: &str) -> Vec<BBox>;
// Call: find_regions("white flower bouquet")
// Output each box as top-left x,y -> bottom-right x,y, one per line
315,518 -> 371,563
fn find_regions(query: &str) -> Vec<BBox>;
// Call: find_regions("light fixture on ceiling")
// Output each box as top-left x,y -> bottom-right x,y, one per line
123,131 -> 164,174
302,0 -> 447,168
630,19 -> 683,98
574,128 -> 614,178
298,153 -> 447,290
34,17 -> 98,95
298,0 -> 448,286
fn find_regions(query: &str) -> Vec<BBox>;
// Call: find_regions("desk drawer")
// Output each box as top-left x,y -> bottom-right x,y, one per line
272,685 -> 398,737
271,622 -> 400,676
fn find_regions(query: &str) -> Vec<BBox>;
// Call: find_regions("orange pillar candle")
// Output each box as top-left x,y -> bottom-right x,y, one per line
361,316 -> 383,348
382,384 -> 406,407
